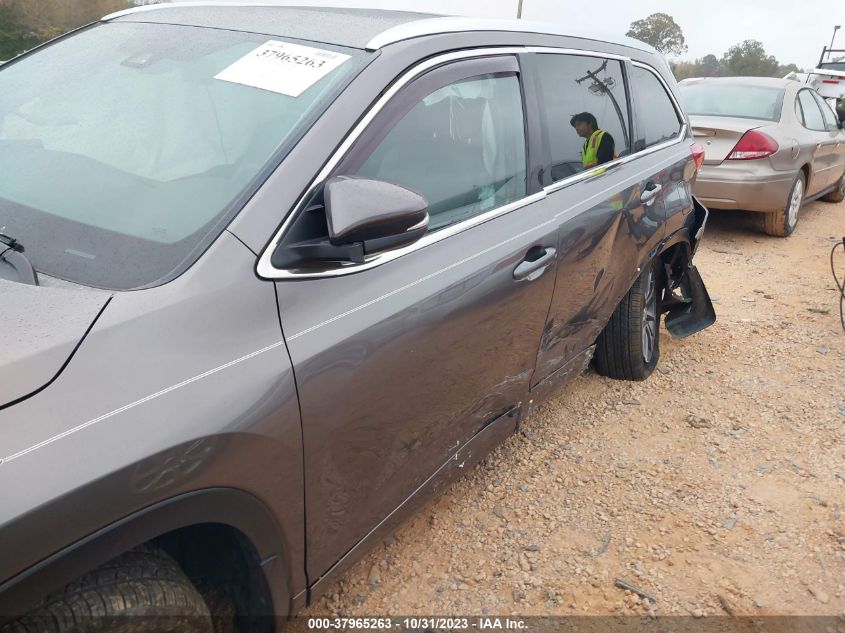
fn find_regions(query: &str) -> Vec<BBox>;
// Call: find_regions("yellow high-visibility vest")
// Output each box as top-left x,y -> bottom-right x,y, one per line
582,129 -> 616,168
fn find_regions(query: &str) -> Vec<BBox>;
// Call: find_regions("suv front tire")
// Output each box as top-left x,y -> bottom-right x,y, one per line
2,545 -> 212,633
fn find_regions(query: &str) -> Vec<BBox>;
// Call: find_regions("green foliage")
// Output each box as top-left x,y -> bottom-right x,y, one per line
0,4 -> 40,60
721,39 -> 780,77
0,0 -> 132,60
669,39 -> 801,81
697,54 -> 721,76
671,54 -> 726,81
626,12 -> 802,82
626,13 -> 688,56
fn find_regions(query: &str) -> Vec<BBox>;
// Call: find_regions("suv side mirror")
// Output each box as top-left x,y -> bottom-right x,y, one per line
325,176 -> 429,254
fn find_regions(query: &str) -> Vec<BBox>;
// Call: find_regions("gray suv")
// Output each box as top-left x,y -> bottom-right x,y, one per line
0,4 -> 715,632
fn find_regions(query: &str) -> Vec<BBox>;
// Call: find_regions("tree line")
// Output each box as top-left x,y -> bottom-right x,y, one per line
627,13 -> 802,80
0,0 -> 134,59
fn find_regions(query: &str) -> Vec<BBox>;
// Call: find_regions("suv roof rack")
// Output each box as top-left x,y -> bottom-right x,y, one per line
103,2 -> 657,54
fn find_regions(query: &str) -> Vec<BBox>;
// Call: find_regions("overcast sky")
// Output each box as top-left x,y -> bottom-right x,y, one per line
222,0 -> 842,69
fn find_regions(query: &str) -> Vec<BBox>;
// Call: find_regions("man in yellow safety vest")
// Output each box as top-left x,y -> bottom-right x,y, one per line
570,112 -> 616,169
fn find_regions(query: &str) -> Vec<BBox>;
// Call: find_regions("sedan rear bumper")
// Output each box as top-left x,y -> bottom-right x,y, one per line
693,163 -> 794,213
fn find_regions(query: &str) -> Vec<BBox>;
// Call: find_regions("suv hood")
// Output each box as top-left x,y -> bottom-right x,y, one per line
0,279 -> 110,408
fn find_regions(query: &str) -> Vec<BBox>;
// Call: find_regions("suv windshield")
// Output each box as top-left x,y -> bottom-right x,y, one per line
0,22 -> 365,289
679,83 -> 784,121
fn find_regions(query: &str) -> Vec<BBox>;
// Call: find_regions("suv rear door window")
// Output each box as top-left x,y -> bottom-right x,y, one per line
532,54 -> 630,181
352,68 -> 526,231
631,65 -> 683,150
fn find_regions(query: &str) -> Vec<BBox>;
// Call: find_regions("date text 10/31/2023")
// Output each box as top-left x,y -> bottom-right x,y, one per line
305,617 -> 528,630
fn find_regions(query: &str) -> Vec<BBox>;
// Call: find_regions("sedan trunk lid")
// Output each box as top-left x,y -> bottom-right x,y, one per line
690,115 -> 771,165
0,279 -> 110,408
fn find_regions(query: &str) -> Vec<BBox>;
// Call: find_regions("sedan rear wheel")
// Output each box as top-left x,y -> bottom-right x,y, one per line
822,172 -> 845,203
763,172 -> 804,237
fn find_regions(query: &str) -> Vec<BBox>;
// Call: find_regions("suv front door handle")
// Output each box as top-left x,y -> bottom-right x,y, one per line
640,182 -> 663,206
513,247 -> 556,282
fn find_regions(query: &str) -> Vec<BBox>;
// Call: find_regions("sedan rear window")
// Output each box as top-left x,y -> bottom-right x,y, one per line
0,23 -> 366,289
679,84 -> 784,121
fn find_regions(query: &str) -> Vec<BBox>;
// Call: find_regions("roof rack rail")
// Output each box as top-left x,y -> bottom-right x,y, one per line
101,3 -> 657,55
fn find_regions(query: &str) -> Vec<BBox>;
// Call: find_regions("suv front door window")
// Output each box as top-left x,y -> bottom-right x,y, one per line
352,73 -> 527,231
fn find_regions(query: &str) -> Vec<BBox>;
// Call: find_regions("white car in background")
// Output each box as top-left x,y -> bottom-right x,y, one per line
785,51 -> 845,122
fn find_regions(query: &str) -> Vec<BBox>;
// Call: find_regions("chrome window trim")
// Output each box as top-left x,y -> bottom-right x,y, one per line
269,192 -> 547,280
256,46 -> 692,281
547,145 -> 690,215
543,130 -> 688,196
276,147 -> 688,346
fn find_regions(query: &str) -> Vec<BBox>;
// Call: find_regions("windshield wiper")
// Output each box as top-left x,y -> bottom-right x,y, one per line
0,231 -> 38,285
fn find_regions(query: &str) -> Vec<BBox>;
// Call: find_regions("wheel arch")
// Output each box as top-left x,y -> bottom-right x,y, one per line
0,488 -> 290,630
799,162 -> 811,191
659,235 -> 693,267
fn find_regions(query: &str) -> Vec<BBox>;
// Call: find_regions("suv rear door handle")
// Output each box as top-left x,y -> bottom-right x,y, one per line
513,247 -> 556,281
640,182 -> 663,206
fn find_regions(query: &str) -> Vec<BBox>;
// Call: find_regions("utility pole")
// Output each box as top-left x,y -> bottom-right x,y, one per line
575,60 -> 630,150
517,0 -> 524,19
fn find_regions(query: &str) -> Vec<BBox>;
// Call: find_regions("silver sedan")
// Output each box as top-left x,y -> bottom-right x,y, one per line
679,76 -> 845,236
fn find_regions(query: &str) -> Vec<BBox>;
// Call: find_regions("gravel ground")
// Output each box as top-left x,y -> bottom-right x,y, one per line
303,196 -> 845,619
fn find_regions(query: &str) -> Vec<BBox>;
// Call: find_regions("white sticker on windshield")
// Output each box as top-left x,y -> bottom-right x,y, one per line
215,41 -> 350,97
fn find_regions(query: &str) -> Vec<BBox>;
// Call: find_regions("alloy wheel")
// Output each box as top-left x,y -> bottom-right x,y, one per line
642,268 -> 657,364
787,178 -> 803,229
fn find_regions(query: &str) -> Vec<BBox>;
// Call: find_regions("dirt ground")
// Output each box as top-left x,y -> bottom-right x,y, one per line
303,197 -> 845,619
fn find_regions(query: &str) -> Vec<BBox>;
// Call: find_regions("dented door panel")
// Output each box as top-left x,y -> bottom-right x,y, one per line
530,149 -> 679,387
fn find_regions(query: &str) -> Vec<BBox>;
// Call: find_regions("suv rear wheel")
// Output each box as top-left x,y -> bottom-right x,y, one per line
2,545 -> 212,633
594,258 -> 662,381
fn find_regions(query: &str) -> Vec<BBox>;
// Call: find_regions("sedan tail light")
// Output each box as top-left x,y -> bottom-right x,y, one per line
691,143 -> 705,171
726,130 -> 779,160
